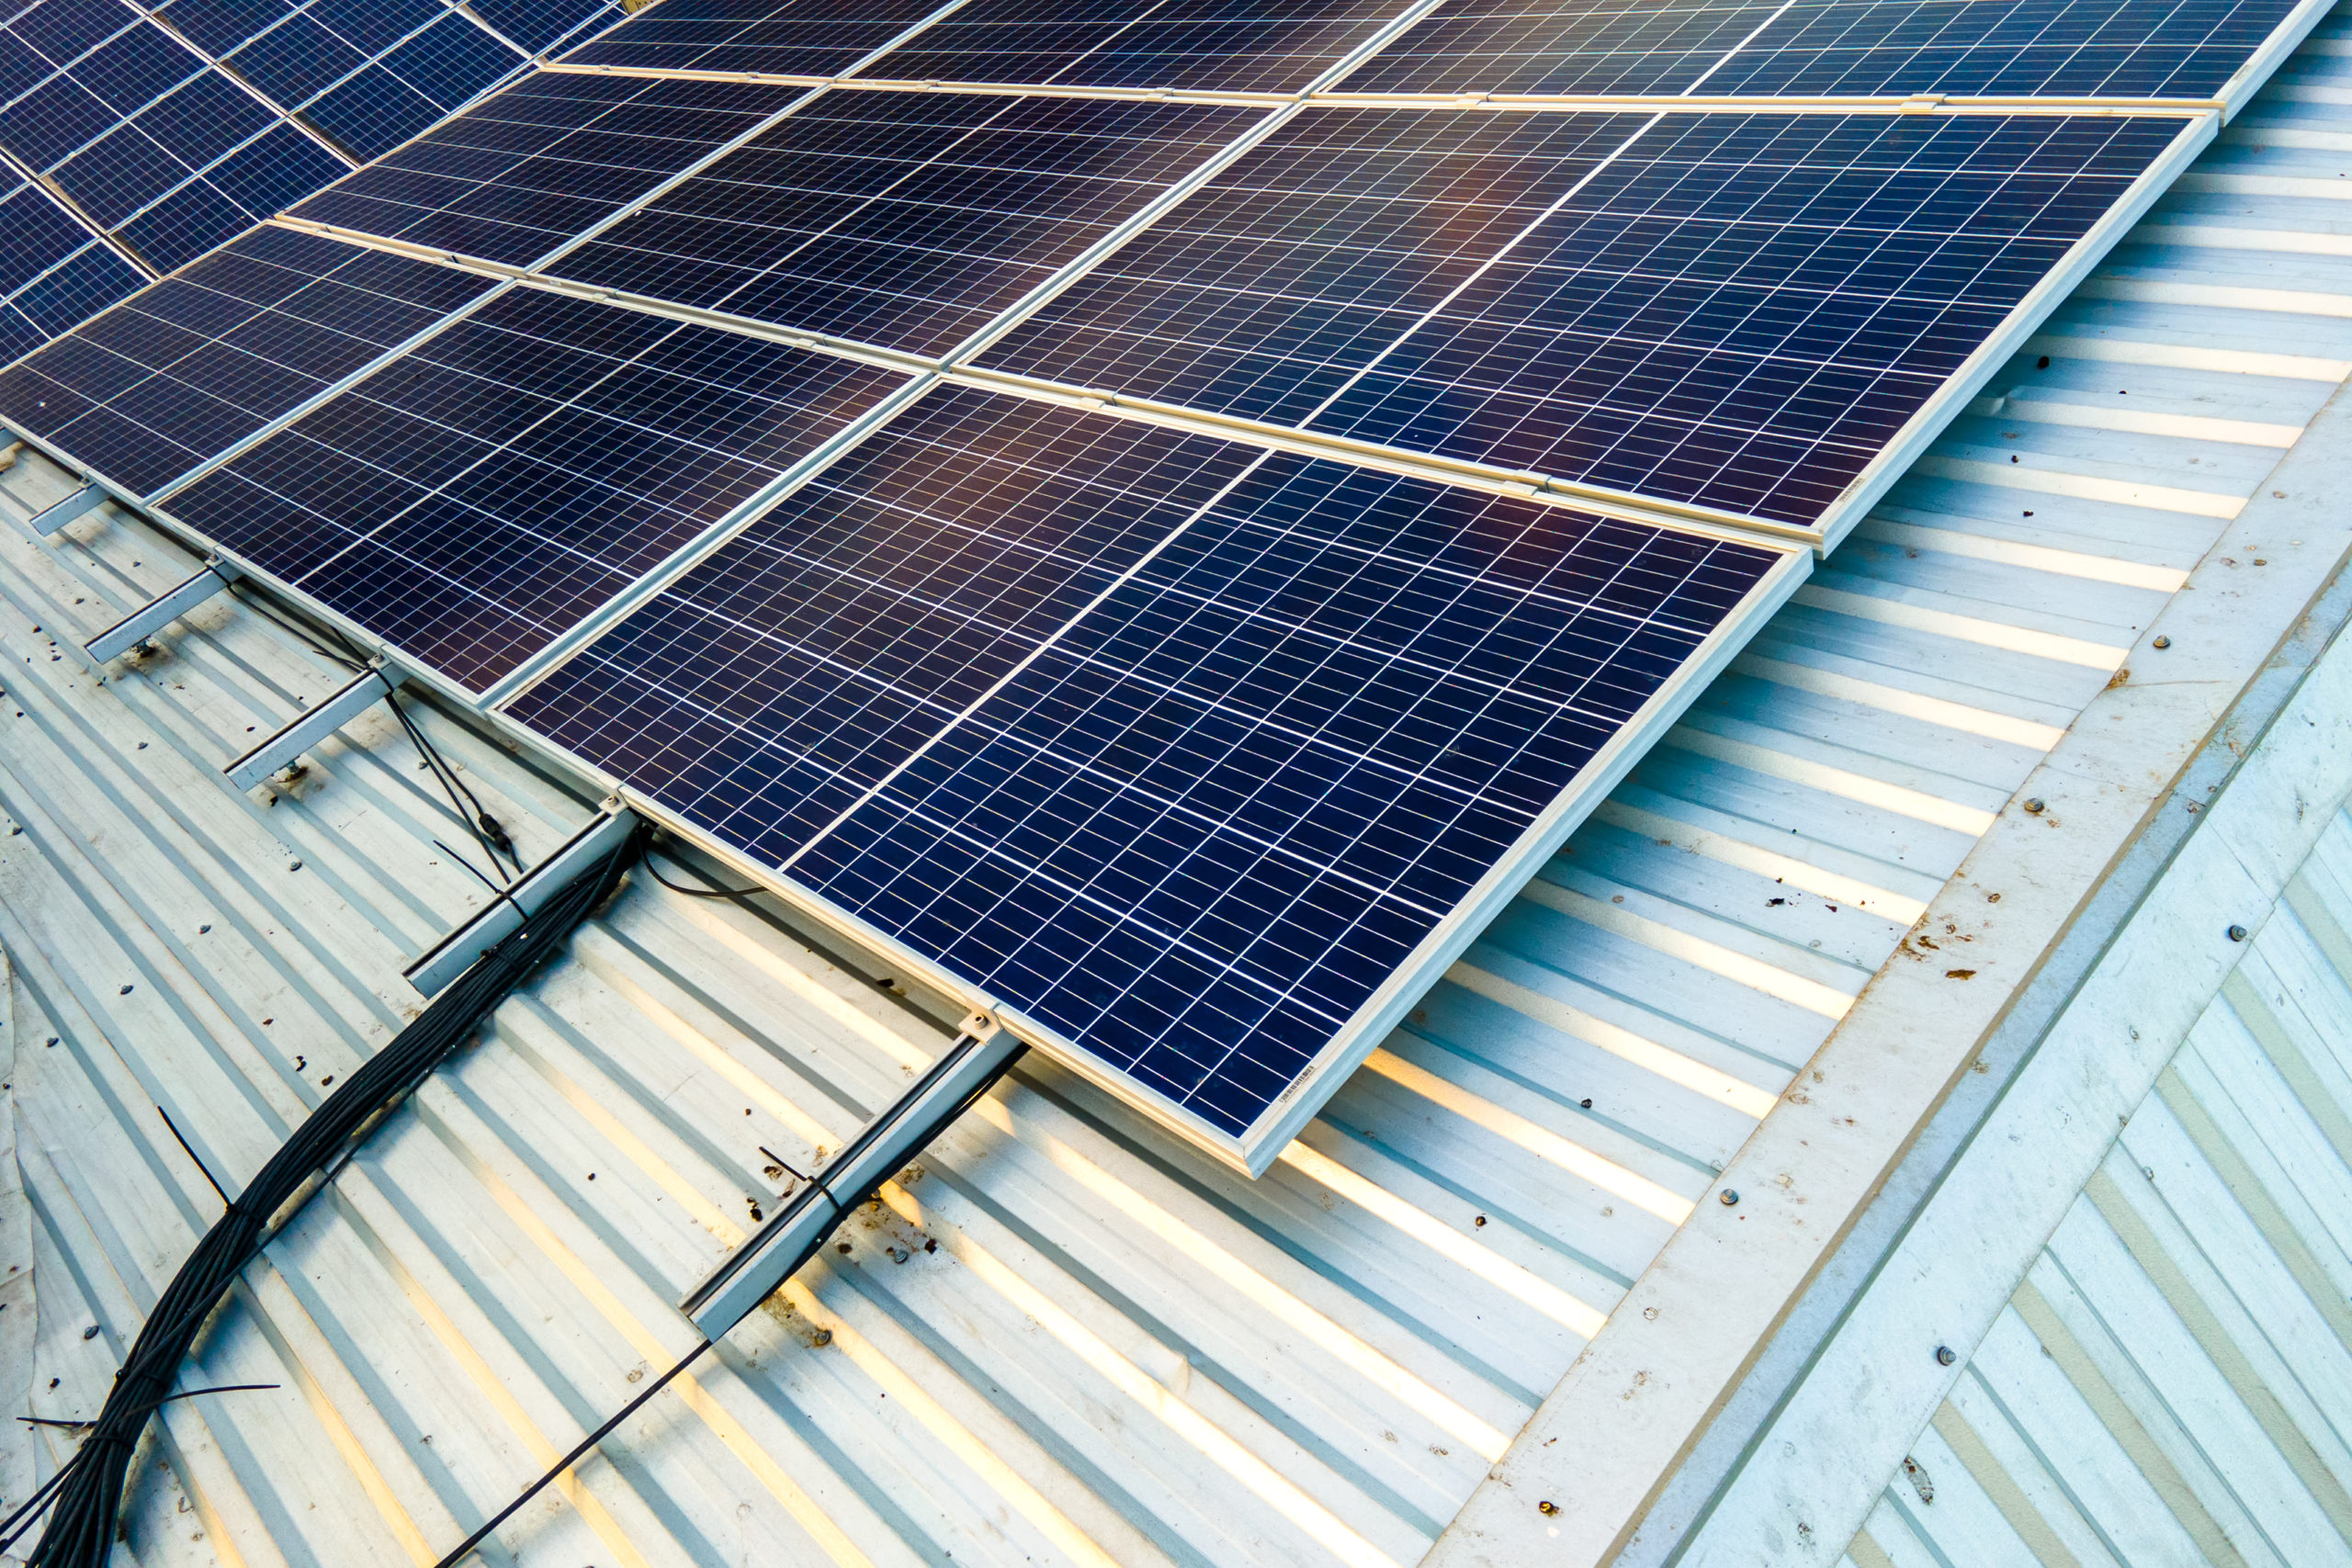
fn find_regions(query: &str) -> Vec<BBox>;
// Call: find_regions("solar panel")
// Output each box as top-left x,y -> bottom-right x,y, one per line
1,19 -> 212,173
163,286 -> 915,689
546,90 -> 1268,356
289,73 -> 803,267
1331,0 -> 2305,97
300,10 -> 525,162
468,0 -> 625,55
977,106 -> 1639,426
560,0 -> 949,81
0,226 -> 495,497
853,0 -> 1413,94
504,385 -> 1269,846
1329,0 -> 1783,96
0,0 -> 632,356
156,0 -> 303,59
116,118 -> 349,270
503,383 -> 1787,1155
0,175 -> 142,363
51,67 -> 277,231
1676,0 -> 2308,99
1267,109 -> 2186,529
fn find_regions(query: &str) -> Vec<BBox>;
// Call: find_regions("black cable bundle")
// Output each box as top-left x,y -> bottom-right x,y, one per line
6,821 -> 648,1566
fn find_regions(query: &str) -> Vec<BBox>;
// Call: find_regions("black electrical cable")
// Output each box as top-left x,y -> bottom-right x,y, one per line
14,821 -> 648,1568
641,840 -> 764,901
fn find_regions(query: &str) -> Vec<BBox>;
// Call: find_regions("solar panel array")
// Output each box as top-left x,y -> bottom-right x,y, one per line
0,0 -> 2319,1168
0,0 -> 628,357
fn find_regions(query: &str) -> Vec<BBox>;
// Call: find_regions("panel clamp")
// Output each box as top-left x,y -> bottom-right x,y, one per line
402,803 -> 640,997
681,1019 -> 1023,1339
1900,92 -> 1948,114
85,558 -> 243,662
224,660 -> 404,792
26,481 -> 107,536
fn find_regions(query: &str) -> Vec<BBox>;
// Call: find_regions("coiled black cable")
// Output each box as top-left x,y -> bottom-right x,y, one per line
7,820 -> 648,1567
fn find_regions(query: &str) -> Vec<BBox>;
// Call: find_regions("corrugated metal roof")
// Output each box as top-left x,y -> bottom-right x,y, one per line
1845,803 -> 2352,1568
4,17 -> 2352,1558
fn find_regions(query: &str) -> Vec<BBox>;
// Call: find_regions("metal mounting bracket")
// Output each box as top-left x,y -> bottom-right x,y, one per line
224,662 -> 402,791
682,1020 -> 1023,1339
402,803 -> 640,997
28,481 -> 107,536
86,559 -> 241,662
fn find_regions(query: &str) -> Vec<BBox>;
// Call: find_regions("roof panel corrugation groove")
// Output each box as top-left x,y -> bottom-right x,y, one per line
5,17 -> 2352,1558
1850,807 -> 2352,1568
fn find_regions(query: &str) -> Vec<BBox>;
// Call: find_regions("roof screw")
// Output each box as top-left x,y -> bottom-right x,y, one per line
1538,1501 -> 1559,1516
2022,797 -> 2045,814
1935,1346 -> 1957,1367
81,1325 -> 97,1340
1719,1190 -> 1739,1206
2152,635 -> 2170,649
2229,924 -> 2248,942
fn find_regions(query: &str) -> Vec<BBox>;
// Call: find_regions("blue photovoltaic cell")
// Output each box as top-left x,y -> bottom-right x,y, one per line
547,90 -> 1266,356
6,0 -> 133,74
979,106 -> 1634,425
158,0 -> 297,57
1685,0 -> 2307,98
230,13 -> 368,105
1290,111 -> 2181,526
0,177 -> 141,361
0,18 -> 208,171
0,226 -> 492,496
1336,0 -> 2305,97
1334,0 -> 1782,95
52,67 -> 275,225
467,0 -> 620,53
300,10 -> 520,161
165,288 -> 914,689
305,0 -> 444,54
117,118 -> 347,271
506,385 -> 1266,852
856,0 -> 1412,93
291,72 -> 801,267
562,0 -> 944,78
506,388 -> 1780,1139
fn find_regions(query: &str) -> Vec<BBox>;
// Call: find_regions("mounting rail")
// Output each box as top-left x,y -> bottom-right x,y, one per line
683,1022 -> 1023,1337
403,804 -> 640,996
86,559 -> 241,662
224,662 -> 403,791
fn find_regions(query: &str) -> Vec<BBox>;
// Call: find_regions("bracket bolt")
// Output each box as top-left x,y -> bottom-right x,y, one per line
2229,924 -> 2248,942
1936,1346 -> 1957,1367
2022,797 -> 2045,814
1719,1189 -> 1739,1206
2152,635 -> 2171,649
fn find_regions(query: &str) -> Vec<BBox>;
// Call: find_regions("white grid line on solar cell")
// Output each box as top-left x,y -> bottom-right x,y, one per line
504,3 -> 986,275
968,105 -> 1657,423
3,22 -> 213,173
775,461 -> 1789,1146
159,289 -> 914,686
502,389 -> 1267,835
539,89 -> 1275,359
116,0 -> 362,164
558,0 -> 961,81
1295,111 -> 2187,526
840,0 -> 1422,95
134,257 -> 515,502
288,72 -> 812,269
1325,0 -> 2314,100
